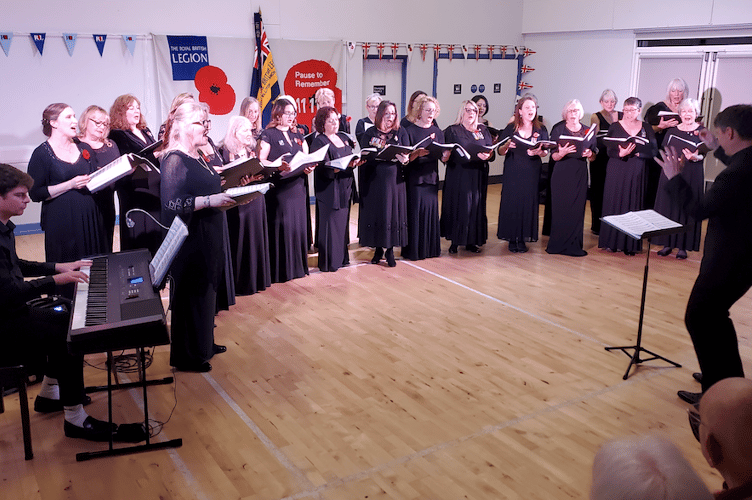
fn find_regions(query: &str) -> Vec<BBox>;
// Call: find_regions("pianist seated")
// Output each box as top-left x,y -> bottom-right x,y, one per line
0,163 -> 143,442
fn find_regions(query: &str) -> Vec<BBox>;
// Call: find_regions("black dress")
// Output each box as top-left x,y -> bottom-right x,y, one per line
590,111 -> 623,234
598,121 -> 658,253
440,124 -> 492,247
497,123 -> 548,243
358,126 -> 409,249
109,128 -> 163,256
311,133 -> 355,271
653,126 -> 705,252
355,117 -> 373,144
546,122 -> 596,256
258,127 -> 310,283
403,123 -> 443,260
85,140 -> 120,252
220,148 -> 271,295
644,102 -> 674,209
202,139 -> 236,312
161,151 -> 224,368
27,141 -> 109,263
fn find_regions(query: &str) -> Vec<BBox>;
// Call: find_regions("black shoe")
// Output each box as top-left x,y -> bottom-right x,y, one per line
657,246 -> 672,256
212,343 -> 227,354
35,394 -> 92,413
385,248 -> 396,267
173,361 -> 212,373
465,244 -> 481,253
624,250 -> 636,256
676,250 -> 688,259
688,409 -> 701,442
517,241 -> 529,253
693,372 -> 703,384
371,247 -> 383,264
678,390 -> 703,406
115,422 -> 148,443
448,244 -> 458,254
509,241 -> 519,253
64,416 -> 117,442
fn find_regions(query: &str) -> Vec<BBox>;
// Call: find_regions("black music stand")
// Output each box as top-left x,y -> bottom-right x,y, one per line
602,211 -> 685,380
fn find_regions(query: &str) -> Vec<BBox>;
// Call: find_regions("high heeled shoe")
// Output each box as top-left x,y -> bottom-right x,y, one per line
371,247 -> 384,264
385,247 -> 396,267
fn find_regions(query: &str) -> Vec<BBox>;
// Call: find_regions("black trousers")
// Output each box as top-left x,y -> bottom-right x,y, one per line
686,265 -> 752,392
4,303 -> 85,406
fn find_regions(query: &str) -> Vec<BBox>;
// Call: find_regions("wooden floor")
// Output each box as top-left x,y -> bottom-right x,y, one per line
3,184 -> 751,499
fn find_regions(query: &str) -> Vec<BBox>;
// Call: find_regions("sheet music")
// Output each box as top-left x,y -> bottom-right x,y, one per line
224,183 -> 272,197
86,154 -> 136,193
602,209 -> 683,240
149,216 -> 189,288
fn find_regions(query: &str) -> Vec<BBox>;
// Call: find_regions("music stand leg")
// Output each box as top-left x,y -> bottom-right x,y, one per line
605,239 -> 682,379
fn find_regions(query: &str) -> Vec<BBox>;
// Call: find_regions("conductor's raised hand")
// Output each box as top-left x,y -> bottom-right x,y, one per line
655,146 -> 682,180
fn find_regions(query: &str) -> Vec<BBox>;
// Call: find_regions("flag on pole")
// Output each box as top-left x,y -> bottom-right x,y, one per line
250,10 -> 280,128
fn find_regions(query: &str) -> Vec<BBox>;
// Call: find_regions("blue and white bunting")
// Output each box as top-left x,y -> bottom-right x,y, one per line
123,35 -> 136,55
0,33 -> 12,56
63,33 -> 77,56
93,34 -> 107,56
30,33 -> 45,55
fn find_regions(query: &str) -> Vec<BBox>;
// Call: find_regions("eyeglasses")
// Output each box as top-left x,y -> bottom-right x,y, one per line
367,104 -> 379,110
192,120 -> 212,129
623,107 -> 639,113
464,108 -> 477,114
383,112 -> 396,117
283,111 -> 297,117
89,118 -> 107,127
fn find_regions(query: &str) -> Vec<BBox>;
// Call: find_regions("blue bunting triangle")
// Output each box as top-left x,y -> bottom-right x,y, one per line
30,33 -> 45,55
63,33 -> 77,56
0,33 -> 12,56
93,34 -> 106,56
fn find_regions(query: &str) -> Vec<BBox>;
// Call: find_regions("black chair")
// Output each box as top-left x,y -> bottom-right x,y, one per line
0,365 -> 33,460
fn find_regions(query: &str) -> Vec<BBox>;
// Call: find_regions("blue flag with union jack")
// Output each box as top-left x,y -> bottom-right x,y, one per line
250,10 -> 280,128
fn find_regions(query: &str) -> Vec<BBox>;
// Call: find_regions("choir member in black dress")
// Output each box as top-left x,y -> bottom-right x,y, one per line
654,98 -> 705,259
161,103 -> 237,373
358,100 -> 410,266
355,93 -> 382,144
471,95 -> 493,130
546,99 -> 596,257
27,104 -> 109,281
220,116 -> 271,293
598,97 -> 658,255
589,89 -> 622,235
77,105 -> 120,252
644,78 -> 688,209
240,96 -> 264,141
497,95 -> 549,253
108,94 -> 162,256
440,100 -> 494,254
311,107 -> 358,271
257,98 -> 314,282
403,96 -> 450,260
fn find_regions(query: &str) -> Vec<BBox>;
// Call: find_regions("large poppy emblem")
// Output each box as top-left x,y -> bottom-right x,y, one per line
195,65 -> 235,115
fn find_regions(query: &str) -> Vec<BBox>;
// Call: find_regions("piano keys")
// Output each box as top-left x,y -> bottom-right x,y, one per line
68,249 -> 169,355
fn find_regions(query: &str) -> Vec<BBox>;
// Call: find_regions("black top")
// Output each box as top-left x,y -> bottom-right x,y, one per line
405,122 -> 445,185
311,132 -> 355,210
0,220 -> 57,318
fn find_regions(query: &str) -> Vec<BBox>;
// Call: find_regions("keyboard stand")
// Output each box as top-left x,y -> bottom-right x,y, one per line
76,348 -> 182,462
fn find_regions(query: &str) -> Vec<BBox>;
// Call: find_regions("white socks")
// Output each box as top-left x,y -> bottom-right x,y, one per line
38,376 -> 60,400
63,404 -> 89,427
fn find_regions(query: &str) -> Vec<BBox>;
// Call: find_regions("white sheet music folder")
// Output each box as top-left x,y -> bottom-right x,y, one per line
150,215 -> 189,289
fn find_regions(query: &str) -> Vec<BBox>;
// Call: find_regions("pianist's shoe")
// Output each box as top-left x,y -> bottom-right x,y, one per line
35,394 -> 92,414
64,416 -> 117,442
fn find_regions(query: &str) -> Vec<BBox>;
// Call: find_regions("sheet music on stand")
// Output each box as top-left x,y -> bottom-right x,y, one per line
601,210 -> 683,240
149,216 -> 188,289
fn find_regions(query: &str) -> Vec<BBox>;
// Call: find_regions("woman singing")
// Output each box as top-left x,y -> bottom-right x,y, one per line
109,94 -> 162,256
358,100 -> 410,267
28,104 -> 108,269
220,116 -> 271,293
440,100 -> 493,254
161,102 -> 236,373
403,95 -> 450,260
257,97 -> 314,282
546,99 -> 595,257
497,96 -> 549,253
598,97 -> 658,255
589,89 -> 622,235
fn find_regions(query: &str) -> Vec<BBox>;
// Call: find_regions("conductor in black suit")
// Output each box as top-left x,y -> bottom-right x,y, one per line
656,104 -> 752,405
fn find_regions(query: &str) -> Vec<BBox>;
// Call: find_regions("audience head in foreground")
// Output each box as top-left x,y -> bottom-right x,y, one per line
590,435 -> 712,500
699,377 -> 752,496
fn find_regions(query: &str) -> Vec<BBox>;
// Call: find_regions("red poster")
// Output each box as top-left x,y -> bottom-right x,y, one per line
283,60 -> 341,129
